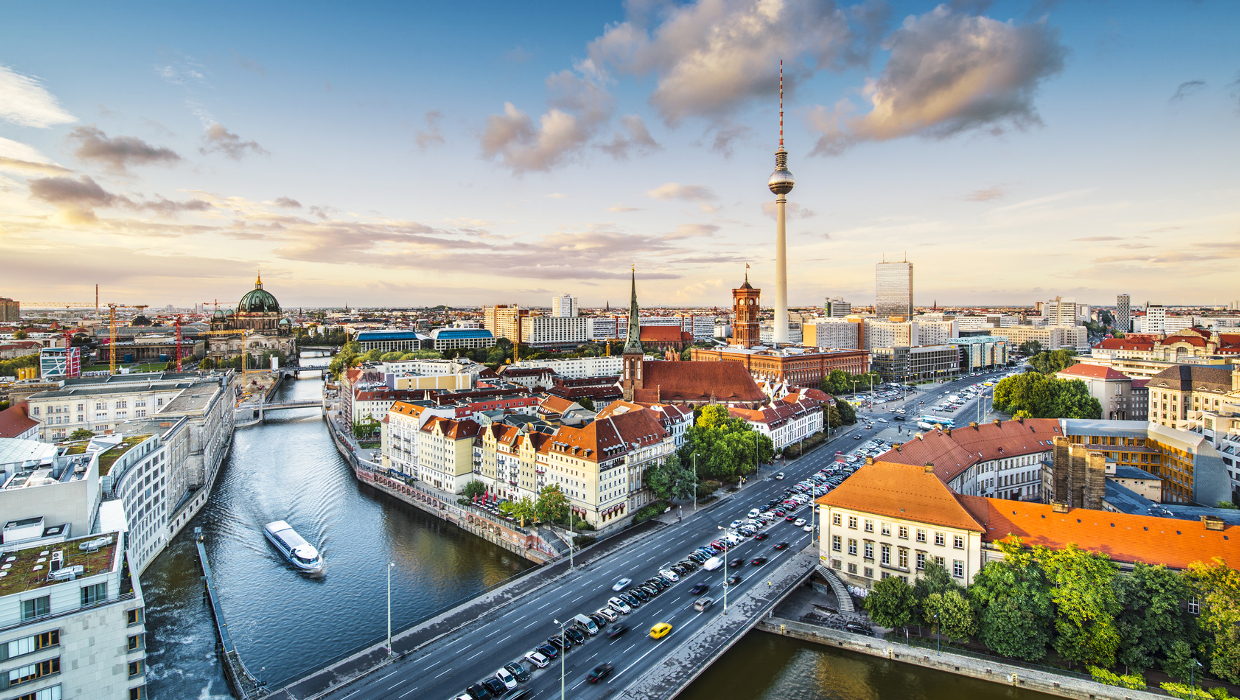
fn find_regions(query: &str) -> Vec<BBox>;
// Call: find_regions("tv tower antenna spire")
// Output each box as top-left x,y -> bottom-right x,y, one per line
768,60 -> 795,345
779,60 -> 784,149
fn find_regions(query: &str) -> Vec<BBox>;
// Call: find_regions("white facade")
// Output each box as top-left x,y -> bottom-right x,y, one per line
760,322 -> 802,345
380,359 -> 483,377
521,316 -> 589,346
1145,304 -> 1166,334
1044,297 -> 1077,326
803,319 -> 859,350
27,382 -> 187,442
865,318 -> 959,350
820,503 -> 983,588
551,294 -> 579,318
515,356 -> 623,379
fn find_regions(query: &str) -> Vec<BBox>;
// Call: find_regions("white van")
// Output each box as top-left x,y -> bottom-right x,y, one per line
747,508 -> 760,519
573,613 -> 599,635
703,556 -> 723,571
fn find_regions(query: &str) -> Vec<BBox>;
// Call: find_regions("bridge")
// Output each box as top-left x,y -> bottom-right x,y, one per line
235,399 -> 322,426
257,438 -> 848,700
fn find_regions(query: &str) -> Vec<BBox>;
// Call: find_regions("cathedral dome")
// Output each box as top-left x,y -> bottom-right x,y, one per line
237,274 -> 280,314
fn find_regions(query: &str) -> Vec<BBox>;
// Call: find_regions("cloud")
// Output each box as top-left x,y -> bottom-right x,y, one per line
545,193 -> 569,199
505,46 -> 534,63
199,123 -> 268,159
415,110 -> 445,150
272,197 -> 301,208
963,185 -> 1006,202
28,175 -> 122,223
645,182 -> 716,202
809,6 -> 1067,155
761,201 -> 816,219
1071,236 -> 1122,242
67,125 -> 181,171
480,63 -> 613,173
139,196 -> 212,217
607,204 -> 641,212
155,51 -> 207,86
587,0 -> 877,126
0,65 -> 76,128
1169,80 -> 1205,102
598,114 -> 660,159
0,156 -> 73,176
706,120 -> 750,156
233,50 -> 266,76
662,223 -> 720,240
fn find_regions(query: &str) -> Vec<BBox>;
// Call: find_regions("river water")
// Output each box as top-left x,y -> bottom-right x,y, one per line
142,365 -> 535,699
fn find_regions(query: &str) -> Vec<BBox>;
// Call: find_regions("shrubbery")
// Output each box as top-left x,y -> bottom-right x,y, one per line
1088,667 -> 1146,690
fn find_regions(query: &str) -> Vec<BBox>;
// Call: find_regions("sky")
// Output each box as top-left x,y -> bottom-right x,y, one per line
1,0 -> 1238,311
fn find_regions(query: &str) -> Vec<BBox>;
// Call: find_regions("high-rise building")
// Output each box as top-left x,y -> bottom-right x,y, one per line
551,294 -> 578,318
825,298 -> 851,317
483,305 -> 529,344
0,297 -> 18,322
732,273 -> 761,348
1145,303 -> 1166,334
1116,294 -> 1130,332
1043,297 -> 1077,326
875,260 -> 913,319
768,63 -> 795,345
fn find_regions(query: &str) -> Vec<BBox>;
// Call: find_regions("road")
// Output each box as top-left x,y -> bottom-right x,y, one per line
320,367 -> 1016,700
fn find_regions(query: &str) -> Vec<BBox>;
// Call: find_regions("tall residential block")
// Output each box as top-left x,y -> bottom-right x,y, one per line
1145,303 -> 1166,334
483,305 -> 529,344
875,260 -> 913,319
1116,294 -> 1131,332
825,298 -> 851,317
1043,297 -> 1077,326
551,294 -> 578,318
0,297 -> 18,322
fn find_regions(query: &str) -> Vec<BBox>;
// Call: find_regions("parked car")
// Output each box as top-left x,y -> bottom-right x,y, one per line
466,683 -> 489,700
620,593 -> 640,608
536,643 -> 558,660
597,607 -> 619,623
548,634 -> 570,650
845,622 -> 874,636
483,678 -> 508,696
565,627 -> 586,644
494,668 -> 518,690
608,597 -> 631,614
505,661 -> 531,682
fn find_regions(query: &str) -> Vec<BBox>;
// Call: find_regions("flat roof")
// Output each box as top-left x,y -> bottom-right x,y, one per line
0,532 -> 119,597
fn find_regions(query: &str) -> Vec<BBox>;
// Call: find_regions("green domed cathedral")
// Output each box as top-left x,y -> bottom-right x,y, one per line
211,274 -> 292,334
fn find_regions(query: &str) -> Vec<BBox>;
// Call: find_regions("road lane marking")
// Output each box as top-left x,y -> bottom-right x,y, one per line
523,619 -> 541,630
435,667 -> 453,678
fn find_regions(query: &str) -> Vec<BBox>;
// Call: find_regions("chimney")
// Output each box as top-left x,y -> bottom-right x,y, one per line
944,428 -> 952,436
1202,515 -> 1225,531
1051,502 -> 1069,513
1017,416 -> 1024,424
865,456 -> 874,465
924,463 -> 934,473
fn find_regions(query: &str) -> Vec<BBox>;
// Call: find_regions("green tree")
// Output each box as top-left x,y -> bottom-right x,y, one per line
644,453 -> 695,501
1185,557 -> 1240,684
968,536 -> 1055,661
992,373 -> 1101,419
500,496 -> 538,527
1163,640 -> 1197,683
1019,340 -> 1044,356
826,404 -> 842,430
13,329 -> 28,340
913,561 -> 964,627
835,399 -> 857,425
361,348 -> 384,363
678,407 -> 774,482
1040,544 -> 1123,668
68,428 -> 96,441
535,484 -> 570,524
577,396 -> 595,411
1115,562 -> 1196,673
199,357 -> 215,370
380,351 -> 404,362
462,480 -> 487,499
865,575 -> 916,631
1029,349 -> 1080,375
923,589 -> 977,643
351,415 -> 381,440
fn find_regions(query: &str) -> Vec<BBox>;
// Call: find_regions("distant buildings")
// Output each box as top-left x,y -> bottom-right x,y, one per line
356,330 -> 424,353
0,297 -> 19,322
1145,364 -> 1239,429
550,294 -> 578,318
875,260 -> 913,319
520,315 -> 589,348
802,318 -> 860,350
483,304 -> 529,344
824,298 -> 851,318
1117,293 -> 1131,332
1144,303 -> 1166,334
989,323 -> 1089,354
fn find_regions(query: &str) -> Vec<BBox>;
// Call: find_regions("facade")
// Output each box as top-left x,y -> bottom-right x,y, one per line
496,366 -> 556,390
551,294 -> 579,318
1146,365 -> 1240,428
520,316 -> 588,348
483,305 -> 529,344
870,345 -> 961,382
825,298 -> 850,318
1117,294 -> 1131,333
949,336 -> 1009,372
1043,297 -> 1077,326
38,347 -> 81,380
989,324 -> 1089,354
356,331 -> 424,353
690,346 -> 869,390
513,356 -> 622,379
875,261 -> 913,319
727,391 -> 824,452
863,318 -> 957,351
1145,304 -> 1166,334
731,276 -> 761,348
759,322 -> 802,346
429,327 -> 496,352
818,461 -> 984,588
26,373 -> 226,442
1055,364 -> 1148,421
417,417 -> 481,492
381,401 -> 447,477
0,297 -> 18,322
802,319 -> 860,350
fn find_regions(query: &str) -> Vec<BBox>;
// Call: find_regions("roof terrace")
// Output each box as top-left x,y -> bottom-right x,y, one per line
0,532 -> 118,596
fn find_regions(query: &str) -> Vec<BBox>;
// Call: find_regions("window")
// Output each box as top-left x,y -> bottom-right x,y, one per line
1,631 -> 59,662
7,658 -> 59,687
898,548 -> 909,569
832,559 -> 842,570
880,543 -> 890,565
953,560 -> 964,578
832,513 -> 841,526
1187,597 -> 1200,615
10,686 -> 62,700
21,597 -> 50,622
934,532 -> 945,547
128,660 -> 144,679
898,525 -> 908,540
863,567 -> 873,579
864,519 -> 874,533
127,634 -> 145,652
916,552 -> 926,570
832,535 -> 841,552
847,562 -> 857,574
934,556 -> 945,568
863,542 -> 873,560
129,687 -> 146,700
880,522 -> 891,537
847,516 -> 857,529
953,535 -> 964,550
81,582 -> 107,606
916,529 -> 926,543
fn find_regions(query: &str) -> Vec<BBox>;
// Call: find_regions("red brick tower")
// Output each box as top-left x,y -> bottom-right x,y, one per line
732,270 -> 761,348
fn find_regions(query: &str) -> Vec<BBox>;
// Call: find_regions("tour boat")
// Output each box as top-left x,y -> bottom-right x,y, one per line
263,521 -> 323,573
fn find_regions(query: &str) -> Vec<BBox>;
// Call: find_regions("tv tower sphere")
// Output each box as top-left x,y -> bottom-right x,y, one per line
768,155 -> 795,195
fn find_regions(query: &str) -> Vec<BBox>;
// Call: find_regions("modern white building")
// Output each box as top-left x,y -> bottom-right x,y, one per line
514,356 -> 623,379
520,316 -> 589,347
802,319 -> 860,350
551,294 -> 579,318
1144,304 -> 1166,334
1043,297 -> 1078,326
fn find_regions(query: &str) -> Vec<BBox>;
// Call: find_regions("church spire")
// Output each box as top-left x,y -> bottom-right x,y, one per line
256,270 -> 263,289
623,266 -> 643,355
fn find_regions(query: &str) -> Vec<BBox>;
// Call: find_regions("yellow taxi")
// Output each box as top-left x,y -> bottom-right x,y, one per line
649,622 -> 673,640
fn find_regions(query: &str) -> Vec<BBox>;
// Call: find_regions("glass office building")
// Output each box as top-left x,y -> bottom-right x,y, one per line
875,261 -> 913,319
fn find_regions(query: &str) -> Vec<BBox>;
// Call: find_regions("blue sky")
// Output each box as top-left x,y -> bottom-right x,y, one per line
1,0 -> 1238,310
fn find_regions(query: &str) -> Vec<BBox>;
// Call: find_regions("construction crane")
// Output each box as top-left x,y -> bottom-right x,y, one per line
106,303 -> 144,375
174,315 -> 184,371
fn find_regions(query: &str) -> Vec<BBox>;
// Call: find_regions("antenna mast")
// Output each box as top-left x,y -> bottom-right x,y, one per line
779,60 -> 784,149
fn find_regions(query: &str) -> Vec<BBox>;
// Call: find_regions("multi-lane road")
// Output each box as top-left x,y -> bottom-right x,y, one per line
324,368 -> 1014,700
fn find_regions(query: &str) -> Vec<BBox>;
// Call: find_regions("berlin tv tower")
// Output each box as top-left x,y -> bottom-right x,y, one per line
768,60 -> 795,345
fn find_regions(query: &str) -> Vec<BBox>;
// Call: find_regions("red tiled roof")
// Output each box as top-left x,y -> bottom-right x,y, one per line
1158,335 -> 1207,347
0,402 -> 38,439
640,325 -> 683,342
878,419 -> 1062,484
1057,364 -> 1130,380
957,496 -> 1238,570
815,461 -> 985,532
1094,338 -> 1154,351
543,407 -> 669,463
635,360 -> 766,404
421,416 -> 480,440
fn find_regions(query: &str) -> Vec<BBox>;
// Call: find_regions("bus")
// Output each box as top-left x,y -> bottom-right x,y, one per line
917,415 -> 955,430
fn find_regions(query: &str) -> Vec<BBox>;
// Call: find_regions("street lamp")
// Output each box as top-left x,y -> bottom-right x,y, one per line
569,508 -> 575,570
386,561 -> 395,657
552,618 -> 568,700
693,453 -> 699,512
717,525 -> 729,612
934,612 -> 940,653
1190,658 -> 1202,700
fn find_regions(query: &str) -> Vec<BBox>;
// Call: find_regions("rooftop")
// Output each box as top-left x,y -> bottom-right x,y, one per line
96,435 -> 149,476
816,461 -> 985,532
0,532 -> 118,597
878,418 -> 1062,483
1057,364 -> 1132,381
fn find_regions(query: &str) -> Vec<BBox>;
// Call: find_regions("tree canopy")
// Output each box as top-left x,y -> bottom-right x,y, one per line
1039,543 -> 1123,668
968,536 -> 1055,660
1028,349 -> 1080,375
992,372 -> 1101,419
535,484 -> 570,524
676,405 -> 775,482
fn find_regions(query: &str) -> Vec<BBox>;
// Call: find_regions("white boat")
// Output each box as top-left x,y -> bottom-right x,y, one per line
263,520 -> 323,573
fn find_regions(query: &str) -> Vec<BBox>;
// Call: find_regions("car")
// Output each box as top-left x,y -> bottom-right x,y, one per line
620,593 -> 640,608
597,607 -> 619,623
505,661 -> 531,682
631,587 -> 650,602
549,634 -> 570,650
466,683 -> 490,700
750,557 -> 767,566
495,667 -> 518,690
729,558 -> 743,568
845,621 -> 874,636
775,472 -> 785,480
726,574 -> 742,586
607,623 -> 629,639
703,556 -> 723,571
585,662 -> 614,683
803,524 -> 813,532
689,582 -> 710,595
785,515 -> 797,522
612,578 -> 632,591
525,649 -> 551,667
608,597 -> 631,614
483,678 -> 508,696
565,627 -> 586,644
694,597 -> 714,612
589,613 -> 608,629
649,622 -> 673,639
854,434 -> 862,439
794,518 -> 807,527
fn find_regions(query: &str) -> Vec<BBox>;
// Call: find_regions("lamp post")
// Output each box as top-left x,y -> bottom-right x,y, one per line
569,507 -> 575,570
552,618 -> 568,700
1190,658 -> 1201,700
386,561 -> 394,657
693,453 -> 699,512
934,612 -> 940,653
717,525 -> 729,612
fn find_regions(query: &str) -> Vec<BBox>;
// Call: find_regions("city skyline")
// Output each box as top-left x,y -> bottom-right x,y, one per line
2,1 -> 1239,308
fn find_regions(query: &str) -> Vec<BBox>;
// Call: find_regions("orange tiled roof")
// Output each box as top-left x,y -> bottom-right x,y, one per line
815,461 -> 985,532
878,418 -> 1062,483
1058,364 -> 1131,380
538,395 -> 578,416
640,325 -> 683,342
543,407 -> 669,462
956,496 -> 1238,570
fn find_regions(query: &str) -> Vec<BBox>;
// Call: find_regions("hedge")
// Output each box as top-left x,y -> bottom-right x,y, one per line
1088,667 -> 1146,690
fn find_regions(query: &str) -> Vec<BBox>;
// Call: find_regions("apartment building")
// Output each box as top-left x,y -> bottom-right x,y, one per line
949,336 -> 1009,372
512,356 -> 622,380
520,316 -> 589,348
801,319 -> 860,350
550,294 -> 579,318
727,391 -> 824,452
483,305 -> 530,344
989,324 -> 1089,354
1056,364 -> 1148,421
475,423 -> 549,502
1146,365 -> 1240,428
416,417 -> 481,493
870,345 -> 961,382
25,374 -> 201,441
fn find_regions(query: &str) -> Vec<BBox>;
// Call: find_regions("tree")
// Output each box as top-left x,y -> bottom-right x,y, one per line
1115,562 -> 1196,673
68,428 -> 96,441
1039,544 -> 1123,668
835,399 -> 857,425
13,329 -> 27,340
1185,557 -> 1240,684
577,396 -> 595,411
678,407 -> 774,482
968,536 -> 1055,661
351,415 -> 381,440
462,480 -> 488,499
644,453 -> 696,501
865,575 -> 916,631
535,484 -> 570,524
1029,349 -> 1079,375
913,561 -> 964,628
500,496 -> 537,527
1164,639 -> 1197,683
380,351 -> 404,362
992,373 -> 1101,419
923,589 -> 977,643
1019,340 -> 1044,356
826,404 -> 842,430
